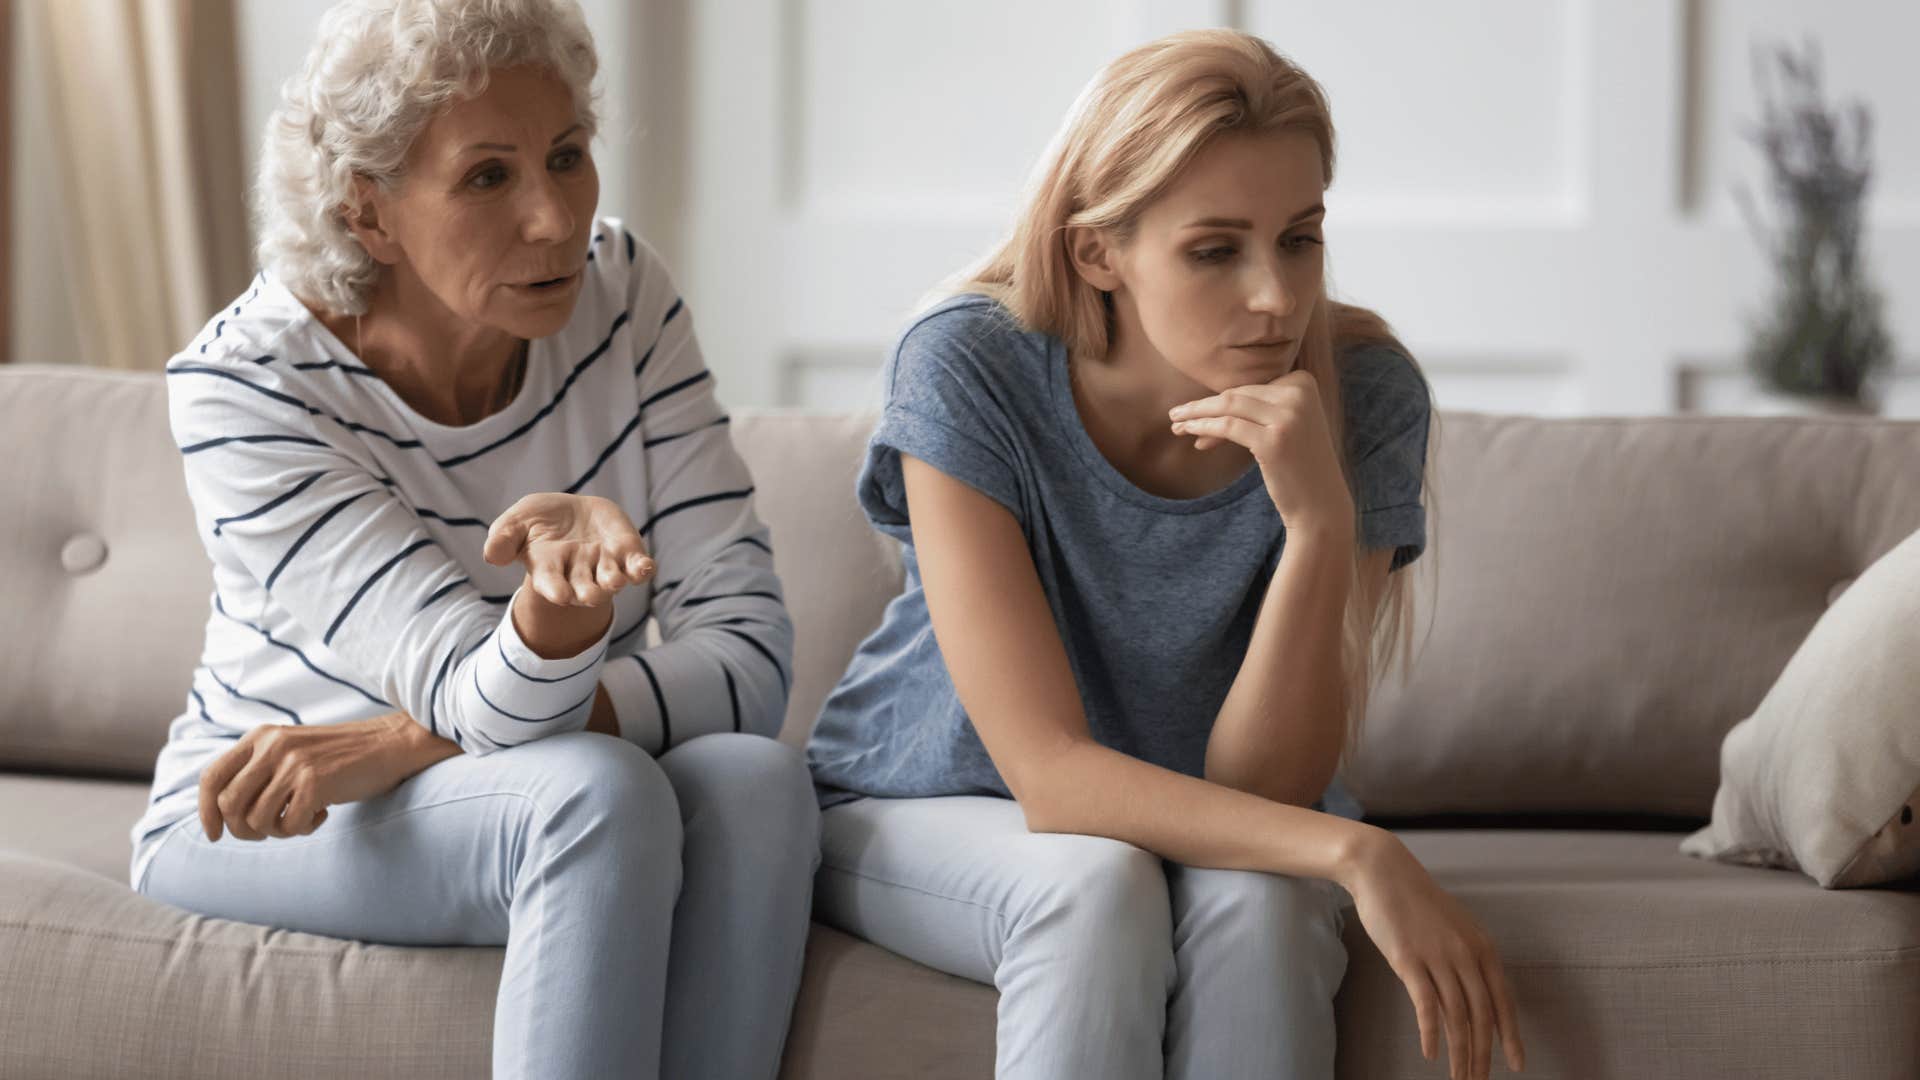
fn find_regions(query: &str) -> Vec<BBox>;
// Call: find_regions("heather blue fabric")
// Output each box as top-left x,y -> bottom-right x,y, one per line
808,295 -> 1431,817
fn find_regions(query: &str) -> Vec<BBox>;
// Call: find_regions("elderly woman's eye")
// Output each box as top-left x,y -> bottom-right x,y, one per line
551,147 -> 584,171
468,164 -> 508,191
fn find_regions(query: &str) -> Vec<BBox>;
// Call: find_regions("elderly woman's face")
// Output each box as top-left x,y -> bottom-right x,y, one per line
364,65 -> 599,340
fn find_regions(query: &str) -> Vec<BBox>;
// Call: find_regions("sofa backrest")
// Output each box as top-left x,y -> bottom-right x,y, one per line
4,366 -> 1918,818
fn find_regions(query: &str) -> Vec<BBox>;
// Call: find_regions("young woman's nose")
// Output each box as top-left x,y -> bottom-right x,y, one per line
1245,257 -> 1295,319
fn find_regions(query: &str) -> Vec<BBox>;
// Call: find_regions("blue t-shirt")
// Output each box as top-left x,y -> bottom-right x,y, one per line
807,295 -> 1430,818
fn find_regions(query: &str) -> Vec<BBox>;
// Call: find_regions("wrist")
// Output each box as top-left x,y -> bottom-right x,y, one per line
1330,821 -> 1403,892
512,579 -> 614,659
1282,517 -> 1356,549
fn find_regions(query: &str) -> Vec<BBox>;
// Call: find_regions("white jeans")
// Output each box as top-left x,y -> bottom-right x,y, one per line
815,794 -> 1350,1079
140,731 -> 820,1080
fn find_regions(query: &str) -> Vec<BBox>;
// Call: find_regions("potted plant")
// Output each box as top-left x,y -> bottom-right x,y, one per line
1737,39 -> 1894,416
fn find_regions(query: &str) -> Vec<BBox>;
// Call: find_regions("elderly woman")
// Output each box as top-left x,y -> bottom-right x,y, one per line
125,2 -> 817,1077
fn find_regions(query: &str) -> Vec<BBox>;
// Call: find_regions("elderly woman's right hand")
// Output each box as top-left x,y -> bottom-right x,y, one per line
483,493 -> 656,607
1344,831 -> 1526,1080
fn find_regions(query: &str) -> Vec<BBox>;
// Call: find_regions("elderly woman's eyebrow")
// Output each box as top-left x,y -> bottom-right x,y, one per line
461,123 -> 587,155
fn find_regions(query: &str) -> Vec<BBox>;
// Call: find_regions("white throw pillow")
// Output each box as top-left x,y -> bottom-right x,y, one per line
1681,526 -> 1920,888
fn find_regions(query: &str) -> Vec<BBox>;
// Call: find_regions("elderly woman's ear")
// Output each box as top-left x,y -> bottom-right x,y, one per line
341,175 -> 402,267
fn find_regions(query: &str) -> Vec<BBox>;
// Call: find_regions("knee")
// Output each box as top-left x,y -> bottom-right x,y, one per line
1177,868 -> 1345,952
1022,836 -> 1171,945
517,732 -> 682,854
661,733 -> 819,850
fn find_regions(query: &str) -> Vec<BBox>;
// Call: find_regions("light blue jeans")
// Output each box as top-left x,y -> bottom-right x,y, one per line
815,795 -> 1350,1079
138,731 -> 820,1080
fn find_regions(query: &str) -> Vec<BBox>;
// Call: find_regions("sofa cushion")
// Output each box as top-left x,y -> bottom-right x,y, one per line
0,773 -> 149,883
8,817 -> 1915,1080
1682,525 -> 1920,887
10,366 -> 1920,819
0,369 -> 208,776
1348,412 -> 1920,817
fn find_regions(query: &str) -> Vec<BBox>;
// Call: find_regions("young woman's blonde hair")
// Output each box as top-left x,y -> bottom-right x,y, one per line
951,28 -> 1439,766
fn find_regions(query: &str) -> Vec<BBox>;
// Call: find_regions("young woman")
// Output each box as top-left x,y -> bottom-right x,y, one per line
807,29 -> 1524,1080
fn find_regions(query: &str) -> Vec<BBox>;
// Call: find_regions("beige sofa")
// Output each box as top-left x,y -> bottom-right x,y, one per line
3,364 -> 1917,1079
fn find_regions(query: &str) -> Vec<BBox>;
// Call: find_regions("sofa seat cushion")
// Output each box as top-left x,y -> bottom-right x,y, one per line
8,779 -> 1918,1078
0,774 -> 151,883
1337,830 -> 1920,1078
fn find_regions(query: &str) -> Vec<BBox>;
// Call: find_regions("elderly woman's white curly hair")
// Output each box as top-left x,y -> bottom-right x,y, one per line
255,0 -> 600,316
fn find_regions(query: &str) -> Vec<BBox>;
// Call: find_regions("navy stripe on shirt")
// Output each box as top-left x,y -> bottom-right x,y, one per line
473,669 -> 598,724
203,664 -> 303,726
168,365 -> 426,451
679,589 -> 781,608
429,632 -> 491,740
417,577 -> 470,612
212,471 -> 326,536
639,370 -> 711,412
265,490 -> 371,590
496,634 -> 607,684
323,537 -> 434,645
631,653 -> 672,748
718,626 -> 788,691
639,488 -> 755,538
439,310 -> 632,469
214,593 -> 386,706
181,433 -> 327,456
723,664 -> 741,733
632,299 -> 686,378
565,412 -> 641,494
641,415 -> 730,450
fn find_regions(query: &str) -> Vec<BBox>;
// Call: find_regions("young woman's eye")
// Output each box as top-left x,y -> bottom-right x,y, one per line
1189,246 -> 1236,265
551,146 -> 584,171
1283,234 -> 1324,252
467,164 -> 508,191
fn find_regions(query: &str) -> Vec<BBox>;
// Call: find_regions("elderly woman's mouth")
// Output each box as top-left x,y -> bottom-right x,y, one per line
513,271 -> 582,294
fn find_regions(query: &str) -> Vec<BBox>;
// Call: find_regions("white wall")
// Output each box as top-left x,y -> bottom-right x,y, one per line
12,0 -> 1917,416
657,0 -> 1920,417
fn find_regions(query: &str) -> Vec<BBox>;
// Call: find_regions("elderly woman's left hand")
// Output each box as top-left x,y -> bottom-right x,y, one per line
197,711 -> 452,842
483,493 -> 657,607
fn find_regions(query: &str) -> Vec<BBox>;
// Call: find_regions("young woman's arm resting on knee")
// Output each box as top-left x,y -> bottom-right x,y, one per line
904,453 -> 1524,1077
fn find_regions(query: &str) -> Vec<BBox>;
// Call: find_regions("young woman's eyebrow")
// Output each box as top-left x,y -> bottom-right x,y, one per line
1180,203 -> 1325,231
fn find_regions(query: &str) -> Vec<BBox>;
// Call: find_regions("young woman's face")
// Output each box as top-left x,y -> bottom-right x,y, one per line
362,65 -> 600,339
1103,129 -> 1326,391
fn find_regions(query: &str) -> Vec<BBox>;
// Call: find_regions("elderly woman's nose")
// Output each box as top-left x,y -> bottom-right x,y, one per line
519,175 -> 575,243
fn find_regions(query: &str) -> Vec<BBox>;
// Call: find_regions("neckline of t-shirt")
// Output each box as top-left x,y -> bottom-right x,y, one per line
265,272 -> 550,447
1046,336 -> 1266,515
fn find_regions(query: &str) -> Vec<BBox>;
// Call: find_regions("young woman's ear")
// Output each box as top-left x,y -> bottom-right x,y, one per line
341,176 -> 402,266
1066,225 -> 1123,292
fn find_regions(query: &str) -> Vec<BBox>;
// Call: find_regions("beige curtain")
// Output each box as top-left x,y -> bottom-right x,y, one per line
33,0 -> 249,370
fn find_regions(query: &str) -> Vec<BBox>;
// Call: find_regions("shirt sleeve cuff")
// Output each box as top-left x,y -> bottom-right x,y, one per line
475,587 -> 617,721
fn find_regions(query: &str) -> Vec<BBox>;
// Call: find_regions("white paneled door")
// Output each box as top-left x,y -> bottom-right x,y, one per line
645,0 -> 1920,417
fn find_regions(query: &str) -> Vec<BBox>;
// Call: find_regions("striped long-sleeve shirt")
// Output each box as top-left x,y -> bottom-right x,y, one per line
128,218 -> 793,889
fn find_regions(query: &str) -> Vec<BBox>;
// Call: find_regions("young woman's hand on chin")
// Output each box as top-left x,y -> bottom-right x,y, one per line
1167,369 -> 1355,537
1345,829 -> 1528,1080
